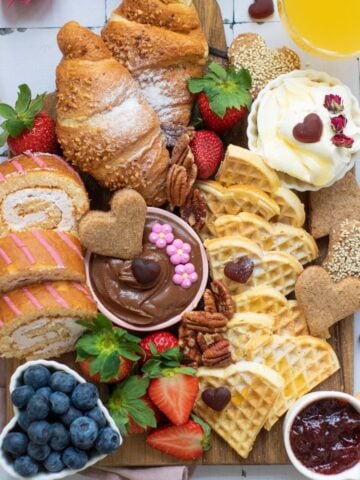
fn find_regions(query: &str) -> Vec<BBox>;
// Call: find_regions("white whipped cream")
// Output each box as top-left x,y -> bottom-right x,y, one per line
255,76 -> 360,187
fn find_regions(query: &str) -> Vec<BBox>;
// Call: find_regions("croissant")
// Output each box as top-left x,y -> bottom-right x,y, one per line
101,0 -> 208,144
0,281 -> 97,360
56,21 -> 170,206
0,152 -> 89,237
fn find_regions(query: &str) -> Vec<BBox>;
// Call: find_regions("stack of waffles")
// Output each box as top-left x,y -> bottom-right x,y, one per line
190,145 -> 340,458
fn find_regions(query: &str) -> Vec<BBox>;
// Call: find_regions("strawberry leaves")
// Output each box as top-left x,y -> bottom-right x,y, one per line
107,376 -> 157,435
0,84 -> 46,146
142,343 -> 196,379
75,314 -> 143,382
188,62 -> 252,118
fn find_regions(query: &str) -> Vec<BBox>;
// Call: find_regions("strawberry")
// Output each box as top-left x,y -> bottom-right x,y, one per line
142,345 -> 199,425
75,314 -> 143,383
0,84 -> 58,155
188,62 -> 252,132
140,332 -> 178,363
189,130 -> 224,179
146,415 -> 211,460
107,376 -> 158,436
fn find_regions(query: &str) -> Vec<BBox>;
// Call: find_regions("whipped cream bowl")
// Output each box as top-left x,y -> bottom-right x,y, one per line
247,70 -> 360,191
85,207 -> 209,332
283,391 -> 360,480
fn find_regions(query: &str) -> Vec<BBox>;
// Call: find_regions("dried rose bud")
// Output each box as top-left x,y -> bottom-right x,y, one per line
331,133 -> 354,148
330,114 -> 347,133
224,257 -> 254,283
324,94 -> 344,113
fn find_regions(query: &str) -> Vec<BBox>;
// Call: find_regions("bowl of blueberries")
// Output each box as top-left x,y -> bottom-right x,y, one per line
0,360 -> 122,479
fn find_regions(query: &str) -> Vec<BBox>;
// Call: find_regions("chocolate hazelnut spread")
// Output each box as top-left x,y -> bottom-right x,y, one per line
89,211 -> 204,327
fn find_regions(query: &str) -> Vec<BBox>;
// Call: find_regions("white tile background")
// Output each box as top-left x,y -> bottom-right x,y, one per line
0,1 -> 359,479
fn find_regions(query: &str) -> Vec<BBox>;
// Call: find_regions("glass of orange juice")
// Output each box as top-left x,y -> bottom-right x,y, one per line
278,0 -> 360,58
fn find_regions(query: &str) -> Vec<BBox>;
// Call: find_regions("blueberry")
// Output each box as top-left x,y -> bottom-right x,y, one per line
60,405 -> 82,427
11,385 -> 35,408
70,416 -> 98,450
49,391 -> 70,415
71,383 -> 99,411
50,423 -> 70,451
2,431 -> 28,456
18,410 -> 31,432
43,451 -> 64,473
27,442 -> 50,461
50,371 -> 76,394
23,365 -> 50,389
62,447 -> 88,470
36,386 -> 52,399
86,406 -> 107,429
28,421 -> 52,445
95,427 -> 121,454
27,394 -> 49,421
14,456 -> 39,477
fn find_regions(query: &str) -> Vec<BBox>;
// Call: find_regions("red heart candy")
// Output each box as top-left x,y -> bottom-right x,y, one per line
248,0 -> 274,19
293,113 -> 323,144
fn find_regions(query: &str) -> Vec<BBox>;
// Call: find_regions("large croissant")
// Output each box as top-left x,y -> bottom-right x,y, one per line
56,21 -> 170,206
101,0 -> 208,144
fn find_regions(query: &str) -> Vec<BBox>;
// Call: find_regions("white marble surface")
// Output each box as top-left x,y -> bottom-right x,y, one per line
0,0 -> 359,479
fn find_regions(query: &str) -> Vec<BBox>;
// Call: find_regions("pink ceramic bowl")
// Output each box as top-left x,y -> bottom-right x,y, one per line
85,207 -> 209,332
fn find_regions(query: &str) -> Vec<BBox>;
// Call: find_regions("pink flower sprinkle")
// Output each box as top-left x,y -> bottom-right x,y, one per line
331,133 -> 354,148
330,114 -> 347,133
172,263 -> 198,289
149,223 -> 174,249
166,239 -> 192,265
323,94 -> 344,113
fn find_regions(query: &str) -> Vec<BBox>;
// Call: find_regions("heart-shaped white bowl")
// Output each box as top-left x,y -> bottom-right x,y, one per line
283,391 -> 360,480
0,359 -> 122,480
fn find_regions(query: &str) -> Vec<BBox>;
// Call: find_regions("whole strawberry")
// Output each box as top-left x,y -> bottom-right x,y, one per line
0,84 -> 58,155
188,62 -> 252,132
140,332 -> 178,363
190,130 -> 224,179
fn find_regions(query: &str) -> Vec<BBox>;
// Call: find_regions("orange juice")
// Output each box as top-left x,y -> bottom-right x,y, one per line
278,0 -> 360,58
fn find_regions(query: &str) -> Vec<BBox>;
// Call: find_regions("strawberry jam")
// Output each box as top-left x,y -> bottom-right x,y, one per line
290,398 -> 360,475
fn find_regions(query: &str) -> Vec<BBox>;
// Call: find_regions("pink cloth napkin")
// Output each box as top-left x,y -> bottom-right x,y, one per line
0,359 -> 189,480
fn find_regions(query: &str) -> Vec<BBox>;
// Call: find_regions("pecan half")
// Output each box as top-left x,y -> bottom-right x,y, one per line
180,188 -> 207,232
202,339 -> 233,367
197,332 -> 224,353
182,311 -> 228,333
211,280 -> 235,320
203,289 -> 217,314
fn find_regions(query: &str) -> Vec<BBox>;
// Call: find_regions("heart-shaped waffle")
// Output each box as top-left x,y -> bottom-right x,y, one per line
194,361 -> 284,459
228,33 -> 300,98
246,335 -> 339,430
79,189 -> 146,259
204,235 -> 303,296
213,213 -> 318,265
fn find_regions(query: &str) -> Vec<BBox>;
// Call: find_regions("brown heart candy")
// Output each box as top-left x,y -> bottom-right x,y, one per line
224,256 -> 254,283
293,113 -> 323,144
131,258 -> 161,285
202,387 -> 231,411
248,0 -> 274,19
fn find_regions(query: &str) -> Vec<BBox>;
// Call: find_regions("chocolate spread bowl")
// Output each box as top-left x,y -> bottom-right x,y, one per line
85,207 -> 208,332
283,391 -> 360,480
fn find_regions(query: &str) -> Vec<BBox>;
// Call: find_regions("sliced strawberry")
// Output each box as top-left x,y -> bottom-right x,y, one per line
140,332 -> 178,363
107,376 -> 157,436
146,415 -> 211,460
148,373 -> 199,425
76,314 -> 143,383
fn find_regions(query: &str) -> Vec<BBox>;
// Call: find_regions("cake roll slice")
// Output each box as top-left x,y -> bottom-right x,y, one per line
0,281 -> 97,360
0,152 -> 89,237
0,230 -> 85,293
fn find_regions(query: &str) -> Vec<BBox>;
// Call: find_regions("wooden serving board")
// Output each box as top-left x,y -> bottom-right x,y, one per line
5,0 -> 354,467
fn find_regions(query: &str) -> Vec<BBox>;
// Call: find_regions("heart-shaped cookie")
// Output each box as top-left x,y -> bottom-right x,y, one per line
293,113 -> 323,143
295,265 -> 360,336
248,0 -> 274,20
228,33 -> 300,97
79,189 -> 146,259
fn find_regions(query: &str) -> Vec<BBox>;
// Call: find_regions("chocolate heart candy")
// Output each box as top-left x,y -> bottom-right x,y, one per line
202,387 -> 231,411
248,0 -> 274,19
224,256 -> 254,283
131,258 -> 161,285
293,113 -> 323,143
